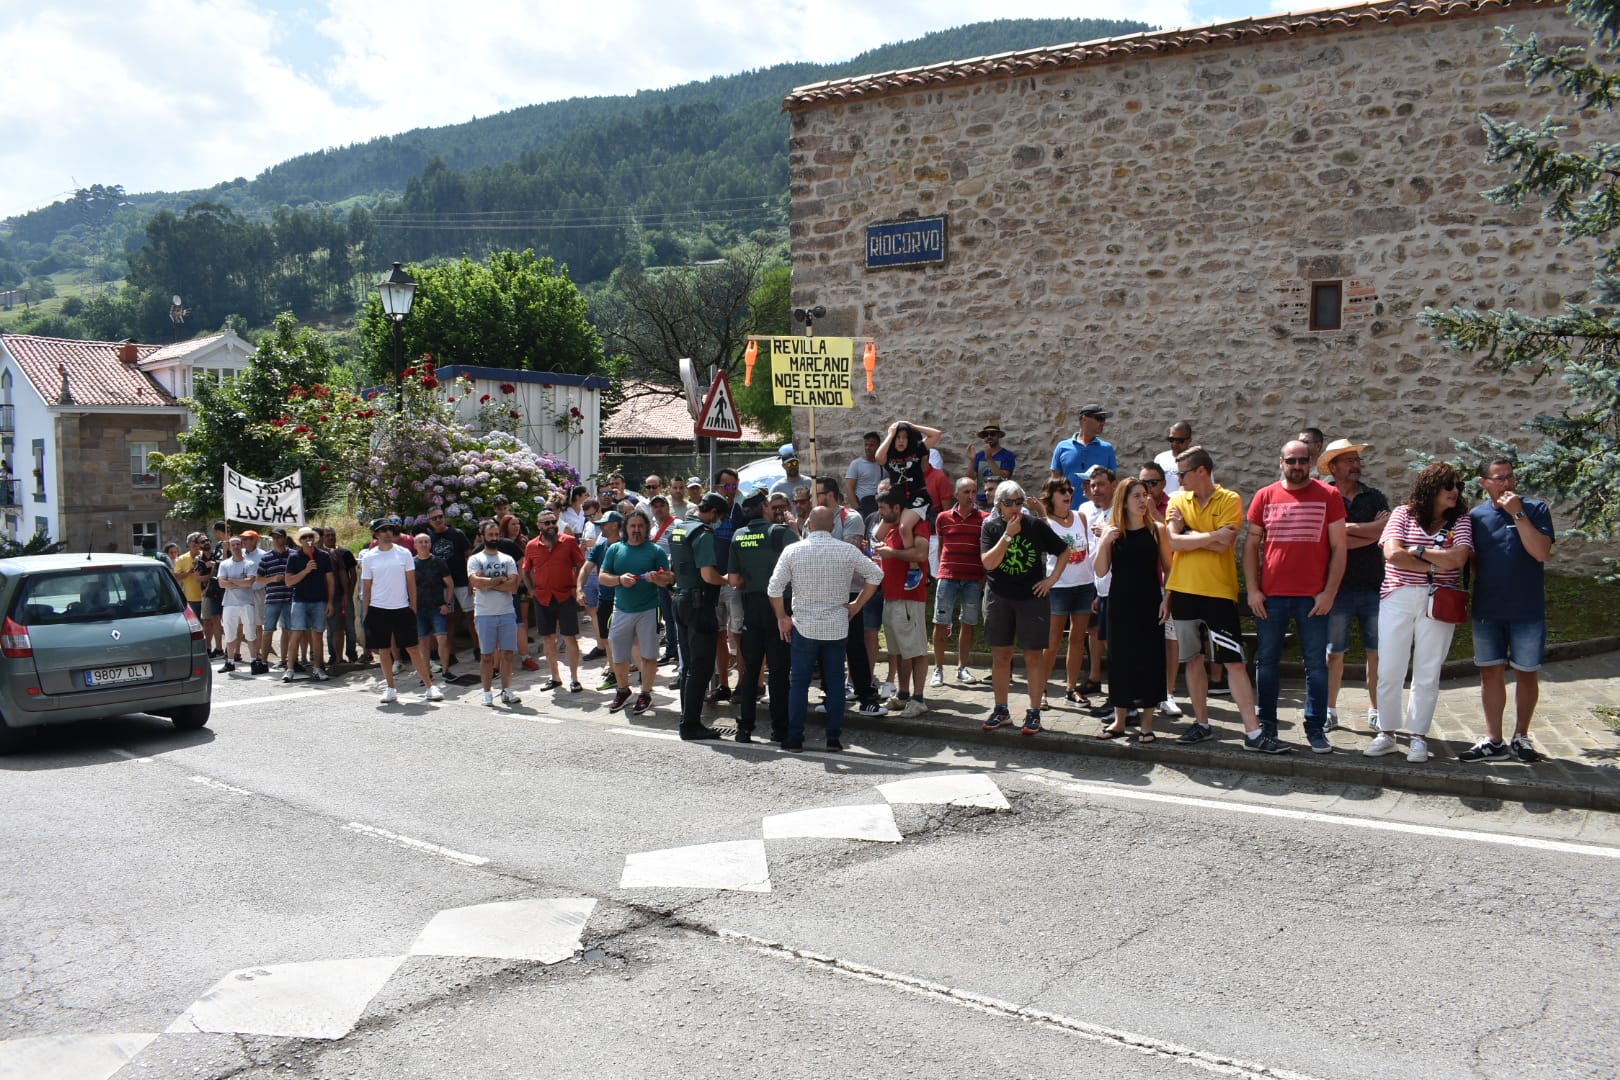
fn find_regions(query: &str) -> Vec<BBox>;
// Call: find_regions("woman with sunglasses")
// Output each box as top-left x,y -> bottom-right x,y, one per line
1366,462 -> 1473,763
1094,478 -> 1173,741
1033,477 -> 1095,708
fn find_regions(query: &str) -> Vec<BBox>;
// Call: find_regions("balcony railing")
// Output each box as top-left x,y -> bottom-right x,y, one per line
0,403 -> 13,432
0,478 -> 18,508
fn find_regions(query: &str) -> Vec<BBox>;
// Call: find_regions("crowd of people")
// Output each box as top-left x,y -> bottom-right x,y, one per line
178,414 -> 1556,765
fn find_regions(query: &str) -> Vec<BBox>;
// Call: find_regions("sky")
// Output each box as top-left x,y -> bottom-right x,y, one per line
0,0 -> 1290,220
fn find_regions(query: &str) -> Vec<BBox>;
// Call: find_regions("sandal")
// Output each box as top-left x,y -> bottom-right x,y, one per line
1065,687 -> 1092,707
1137,732 -> 1157,744
1096,727 -> 1127,740
569,680 -> 584,693
539,678 -> 563,691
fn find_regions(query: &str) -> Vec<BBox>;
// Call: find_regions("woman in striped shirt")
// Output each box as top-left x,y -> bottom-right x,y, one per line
1366,462 -> 1473,764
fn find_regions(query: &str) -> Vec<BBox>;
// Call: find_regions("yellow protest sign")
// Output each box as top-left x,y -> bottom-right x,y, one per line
769,336 -> 854,408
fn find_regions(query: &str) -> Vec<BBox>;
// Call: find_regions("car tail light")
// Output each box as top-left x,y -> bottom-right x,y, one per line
1,617 -> 32,658
184,606 -> 205,641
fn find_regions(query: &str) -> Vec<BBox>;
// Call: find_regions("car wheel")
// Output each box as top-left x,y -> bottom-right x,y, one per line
168,703 -> 211,731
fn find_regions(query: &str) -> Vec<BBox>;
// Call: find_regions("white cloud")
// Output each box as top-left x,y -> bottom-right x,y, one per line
0,0 -> 1263,220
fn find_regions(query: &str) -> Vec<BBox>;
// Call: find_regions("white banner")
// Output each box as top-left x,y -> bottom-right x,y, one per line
224,466 -> 304,526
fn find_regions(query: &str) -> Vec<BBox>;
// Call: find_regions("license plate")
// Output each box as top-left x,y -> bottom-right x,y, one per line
83,663 -> 154,687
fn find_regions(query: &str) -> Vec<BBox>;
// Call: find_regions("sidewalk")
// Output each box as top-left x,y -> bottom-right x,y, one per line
841,649 -> 1620,813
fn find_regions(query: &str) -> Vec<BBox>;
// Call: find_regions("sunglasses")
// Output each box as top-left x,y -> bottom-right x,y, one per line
1441,479 -> 1458,491
1142,479 -> 1163,488
719,482 -> 739,490
1001,497 -> 1025,506
1176,469 -> 1196,480
1167,435 -> 1190,444
1283,456 -> 1312,466
644,483 -> 661,490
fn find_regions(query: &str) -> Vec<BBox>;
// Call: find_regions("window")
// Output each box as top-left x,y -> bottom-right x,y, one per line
1309,281 -> 1343,331
132,521 -> 160,553
130,441 -> 161,487
32,439 -> 44,498
34,515 -> 48,537
15,566 -> 185,624
192,365 -> 238,390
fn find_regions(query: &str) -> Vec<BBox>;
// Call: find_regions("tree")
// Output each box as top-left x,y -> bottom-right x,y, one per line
1421,0 -> 1620,545
729,261 -> 793,440
356,250 -> 604,384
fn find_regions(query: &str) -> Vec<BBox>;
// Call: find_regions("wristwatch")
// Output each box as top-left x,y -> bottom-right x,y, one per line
1512,510 -> 1526,521
1414,545 -> 1428,561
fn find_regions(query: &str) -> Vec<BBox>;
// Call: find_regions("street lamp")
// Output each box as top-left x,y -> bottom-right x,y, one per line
376,261 -> 417,387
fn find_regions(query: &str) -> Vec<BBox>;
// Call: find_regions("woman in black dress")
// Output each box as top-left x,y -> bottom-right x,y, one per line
1093,478 -> 1172,742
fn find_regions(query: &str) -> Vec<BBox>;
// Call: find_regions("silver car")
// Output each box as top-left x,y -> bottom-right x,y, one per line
0,553 -> 212,752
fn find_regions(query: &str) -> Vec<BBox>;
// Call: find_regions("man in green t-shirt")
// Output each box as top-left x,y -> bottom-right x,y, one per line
670,494 -> 728,740
600,509 -> 673,714
727,490 -> 799,742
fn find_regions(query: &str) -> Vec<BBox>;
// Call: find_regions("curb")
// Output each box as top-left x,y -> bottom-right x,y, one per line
842,708 -> 1620,815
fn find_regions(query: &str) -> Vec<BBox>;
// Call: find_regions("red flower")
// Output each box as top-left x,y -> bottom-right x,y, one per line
421,353 -> 433,362
420,376 -> 439,390
288,384 -> 305,399
509,410 -> 521,420
480,394 -> 492,404
271,419 -> 286,428
499,383 -> 516,395
311,385 -> 330,399
402,366 -> 417,379
292,424 -> 309,434
569,406 -> 583,418
319,465 -> 328,472
318,414 -> 328,423
446,396 -> 456,403
306,432 -> 316,440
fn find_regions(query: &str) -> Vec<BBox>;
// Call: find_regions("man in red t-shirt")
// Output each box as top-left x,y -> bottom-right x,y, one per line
931,476 -> 988,686
524,508 -> 586,690
1242,439 -> 1347,752
873,488 -> 932,718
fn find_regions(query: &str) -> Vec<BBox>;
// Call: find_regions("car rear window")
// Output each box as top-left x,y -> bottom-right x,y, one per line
11,567 -> 187,625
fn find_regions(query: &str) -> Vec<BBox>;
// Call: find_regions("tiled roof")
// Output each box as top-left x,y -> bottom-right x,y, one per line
603,380 -> 767,442
138,332 -> 230,367
1,333 -> 178,408
784,0 -> 1540,110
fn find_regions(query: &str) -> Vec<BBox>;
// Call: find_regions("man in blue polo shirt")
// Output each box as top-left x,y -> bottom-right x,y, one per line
1459,456 -> 1554,765
1049,404 -> 1118,491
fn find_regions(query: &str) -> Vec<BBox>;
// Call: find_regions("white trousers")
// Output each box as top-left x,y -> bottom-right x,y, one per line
1375,584 -> 1456,737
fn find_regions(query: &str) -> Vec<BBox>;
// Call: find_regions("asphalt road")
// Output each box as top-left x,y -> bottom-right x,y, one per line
3,667 -> 1617,1080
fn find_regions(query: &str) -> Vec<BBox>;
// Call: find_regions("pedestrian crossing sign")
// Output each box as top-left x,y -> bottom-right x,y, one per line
695,369 -> 742,438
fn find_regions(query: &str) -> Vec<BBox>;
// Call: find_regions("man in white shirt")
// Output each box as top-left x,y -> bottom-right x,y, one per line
468,518 -> 523,707
215,535 -> 258,674
1154,420 -> 1194,497
361,519 -> 443,705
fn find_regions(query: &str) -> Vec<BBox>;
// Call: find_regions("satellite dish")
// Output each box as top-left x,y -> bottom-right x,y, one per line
678,358 -> 702,420
172,295 -> 183,307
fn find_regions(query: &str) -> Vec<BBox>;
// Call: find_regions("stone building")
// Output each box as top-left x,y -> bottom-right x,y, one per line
782,0 -> 1603,537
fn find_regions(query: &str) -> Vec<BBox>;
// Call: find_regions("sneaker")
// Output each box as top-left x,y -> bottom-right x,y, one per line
430,661 -> 444,674
1244,733 -> 1293,754
1176,723 -> 1213,745
1406,736 -> 1430,763
249,660 -> 269,675
521,656 -> 540,671
393,660 -> 405,675
1323,707 -> 1340,733
502,688 -> 522,706
1307,732 -> 1334,754
1459,738 -> 1511,763
632,692 -> 652,714
826,739 -> 845,752
425,685 -> 444,702
1366,708 -> 1381,734
814,702 -> 828,715
857,701 -> 885,716
782,740 -> 804,752
1509,735 -> 1542,764
272,660 -> 288,671
982,705 -> 1013,731
281,671 -> 294,683
312,668 -> 329,682
1158,697 -> 1183,719
899,698 -> 928,719
956,666 -> 979,684
609,687 -> 633,712
883,694 -> 907,712
706,685 -> 731,703
1364,732 -> 1400,757
482,690 -> 496,707
880,681 -> 897,699
218,660 -> 235,673
680,726 -> 722,741
598,673 -> 618,692
582,645 -> 605,661
930,667 -> 945,688
1021,709 -> 1043,735
1207,681 -> 1231,697
380,686 -> 398,704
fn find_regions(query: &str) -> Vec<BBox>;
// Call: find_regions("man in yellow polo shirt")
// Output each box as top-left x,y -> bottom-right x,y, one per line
172,532 -> 210,613
1165,446 -> 1281,752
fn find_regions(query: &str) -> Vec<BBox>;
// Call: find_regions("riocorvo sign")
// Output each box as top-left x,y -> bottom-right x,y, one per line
866,216 -> 947,269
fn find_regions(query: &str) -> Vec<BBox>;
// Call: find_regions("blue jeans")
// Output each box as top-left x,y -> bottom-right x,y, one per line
1255,594 -> 1329,739
789,628 -> 847,746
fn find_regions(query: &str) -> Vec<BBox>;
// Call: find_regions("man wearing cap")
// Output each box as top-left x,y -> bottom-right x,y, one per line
1050,405 -> 1118,492
426,508 -> 474,666
1155,420 -> 1194,497
967,423 -> 1015,509
282,527 -> 335,682
1243,439 -> 1347,753
362,519 -> 444,705
846,431 -> 885,517
673,477 -> 702,519
669,493 -> 729,739
1320,438 -> 1390,733
727,490 -> 798,741
770,446 -> 806,499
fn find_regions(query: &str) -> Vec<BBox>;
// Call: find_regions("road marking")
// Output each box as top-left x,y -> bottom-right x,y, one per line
108,749 -> 153,763
763,803 -> 902,842
605,727 -> 924,768
410,897 -> 597,962
621,839 -> 771,892
718,928 -> 1327,1080
610,728 -> 680,741
189,775 -> 255,797
341,822 -> 489,866
879,772 -> 1009,808
211,689 -> 332,709
1026,776 -> 1620,860
167,956 -> 405,1041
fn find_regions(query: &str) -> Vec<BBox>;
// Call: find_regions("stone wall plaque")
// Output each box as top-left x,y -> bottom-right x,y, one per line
866,217 -> 948,269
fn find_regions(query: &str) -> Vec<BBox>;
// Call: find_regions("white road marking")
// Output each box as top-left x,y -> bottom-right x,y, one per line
341,822 -> 490,867
879,772 -> 1010,809
607,727 -> 924,768
621,839 -> 771,892
188,775 -> 255,797
0,1032 -> 158,1080
166,956 -> 405,1041
107,749 -> 153,763
610,728 -> 680,741
718,928 -> 1328,1080
410,897 -> 597,963
763,803 -> 902,842
1026,776 -> 1620,860
210,689 -> 331,709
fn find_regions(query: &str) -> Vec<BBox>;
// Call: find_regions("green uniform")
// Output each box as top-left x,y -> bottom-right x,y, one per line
668,516 -> 713,594
729,520 -> 797,594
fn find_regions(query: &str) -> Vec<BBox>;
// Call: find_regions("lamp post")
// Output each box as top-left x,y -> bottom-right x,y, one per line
376,261 -> 417,391
791,305 -> 827,474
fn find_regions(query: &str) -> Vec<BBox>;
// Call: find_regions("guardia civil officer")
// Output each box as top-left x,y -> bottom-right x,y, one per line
727,489 -> 799,743
669,493 -> 729,740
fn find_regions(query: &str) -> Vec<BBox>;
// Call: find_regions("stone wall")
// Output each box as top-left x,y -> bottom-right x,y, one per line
56,414 -> 186,553
785,3 -> 1606,560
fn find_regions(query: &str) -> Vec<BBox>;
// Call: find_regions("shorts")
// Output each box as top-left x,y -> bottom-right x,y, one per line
290,601 -> 327,632
222,606 -> 258,642
717,584 -> 744,634
882,599 -> 930,659
932,578 -> 983,626
253,591 -> 267,629
263,601 -> 291,633
416,607 -> 449,639
863,591 -> 885,632
365,606 -> 419,652
533,597 -> 580,637
1327,588 -> 1381,654
1050,582 -> 1097,618
1473,618 -> 1546,672
984,589 -> 1051,651
475,612 -> 518,654
1170,592 -> 1246,665
454,585 -> 474,612
608,606 -> 659,661
201,597 -> 222,619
